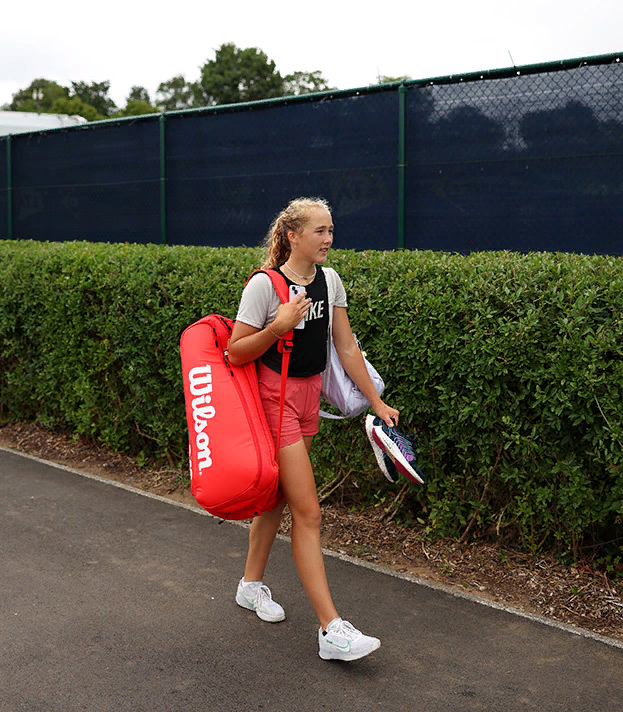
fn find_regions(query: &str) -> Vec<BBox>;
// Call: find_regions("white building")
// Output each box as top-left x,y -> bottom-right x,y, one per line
0,111 -> 87,136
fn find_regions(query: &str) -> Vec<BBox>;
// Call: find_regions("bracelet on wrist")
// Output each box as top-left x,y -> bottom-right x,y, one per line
267,323 -> 284,339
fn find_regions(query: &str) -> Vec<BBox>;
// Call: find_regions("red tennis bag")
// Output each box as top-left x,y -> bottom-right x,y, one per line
180,271 -> 292,520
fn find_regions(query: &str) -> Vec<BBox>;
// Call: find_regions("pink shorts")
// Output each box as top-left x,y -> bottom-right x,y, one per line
257,362 -> 322,448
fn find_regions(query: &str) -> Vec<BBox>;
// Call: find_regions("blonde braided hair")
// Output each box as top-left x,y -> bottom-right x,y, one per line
261,197 -> 331,269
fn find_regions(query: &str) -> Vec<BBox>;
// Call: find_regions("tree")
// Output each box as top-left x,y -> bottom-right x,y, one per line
378,75 -> 412,84
48,96 -> 103,122
194,43 -> 284,106
114,100 -> 158,118
155,75 -> 194,111
70,81 -> 117,117
126,86 -> 151,104
283,71 -> 333,96
114,86 -> 158,117
10,79 -> 69,113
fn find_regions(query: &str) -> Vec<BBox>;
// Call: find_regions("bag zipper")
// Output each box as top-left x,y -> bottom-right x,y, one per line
215,321 -> 267,485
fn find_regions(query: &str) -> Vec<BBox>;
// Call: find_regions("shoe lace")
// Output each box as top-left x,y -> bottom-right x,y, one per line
328,619 -> 360,640
384,425 -> 416,462
375,417 -> 418,464
256,584 -> 275,607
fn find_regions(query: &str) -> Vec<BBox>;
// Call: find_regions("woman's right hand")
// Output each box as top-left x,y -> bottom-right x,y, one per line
271,293 -> 311,335
228,294 -> 311,366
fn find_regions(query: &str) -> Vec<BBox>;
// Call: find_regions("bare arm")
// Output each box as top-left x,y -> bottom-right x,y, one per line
227,293 -> 311,366
332,306 -> 399,426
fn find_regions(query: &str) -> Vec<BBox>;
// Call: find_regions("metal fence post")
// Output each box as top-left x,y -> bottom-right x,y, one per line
6,135 -> 13,239
159,113 -> 168,245
398,83 -> 407,249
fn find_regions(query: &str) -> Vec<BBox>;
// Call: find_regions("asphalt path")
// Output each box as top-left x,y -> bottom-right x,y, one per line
2,446 -> 623,712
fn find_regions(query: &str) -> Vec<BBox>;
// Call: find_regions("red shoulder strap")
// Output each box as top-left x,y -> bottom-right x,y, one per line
248,269 -> 289,304
246,268 -> 293,456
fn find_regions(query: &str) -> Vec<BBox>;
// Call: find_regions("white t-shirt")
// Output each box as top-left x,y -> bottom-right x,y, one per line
236,266 -> 348,377
236,266 -> 347,330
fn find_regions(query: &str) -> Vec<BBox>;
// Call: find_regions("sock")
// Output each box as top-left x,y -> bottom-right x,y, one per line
242,579 -> 261,587
323,617 -> 341,633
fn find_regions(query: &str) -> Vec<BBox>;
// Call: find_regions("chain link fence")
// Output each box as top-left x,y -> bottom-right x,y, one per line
0,53 -> 621,254
406,57 -> 623,253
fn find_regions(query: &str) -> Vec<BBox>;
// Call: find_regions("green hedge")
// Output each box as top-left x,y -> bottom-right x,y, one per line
1,241 -> 622,561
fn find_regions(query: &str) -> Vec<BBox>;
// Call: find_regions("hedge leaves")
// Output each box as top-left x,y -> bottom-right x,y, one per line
1,241 -> 621,558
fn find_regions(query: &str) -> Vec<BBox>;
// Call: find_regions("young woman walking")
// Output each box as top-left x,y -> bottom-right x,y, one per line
227,197 -> 399,661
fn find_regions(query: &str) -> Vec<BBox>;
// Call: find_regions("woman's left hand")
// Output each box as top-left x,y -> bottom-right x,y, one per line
373,401 -> 400,428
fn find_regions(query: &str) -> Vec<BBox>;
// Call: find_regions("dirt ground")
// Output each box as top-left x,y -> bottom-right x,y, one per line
2,421 -> 622,644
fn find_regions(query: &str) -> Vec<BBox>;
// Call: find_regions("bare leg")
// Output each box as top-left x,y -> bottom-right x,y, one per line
242,436 -> 312,582
243,499 -> 287,582
278,438 -> 339,628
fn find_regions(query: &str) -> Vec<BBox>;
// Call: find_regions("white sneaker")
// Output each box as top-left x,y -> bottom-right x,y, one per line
235,578 -> 285,622
365,414 -> 400,483
318,618 -> 381,661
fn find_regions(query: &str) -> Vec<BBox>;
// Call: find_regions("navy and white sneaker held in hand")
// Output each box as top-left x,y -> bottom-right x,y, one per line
365,415 -> 400,483
367,416 -> 425,485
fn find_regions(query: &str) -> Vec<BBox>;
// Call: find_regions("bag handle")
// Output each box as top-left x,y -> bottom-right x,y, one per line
247,269 -> 293,456
319,267 -> 348,420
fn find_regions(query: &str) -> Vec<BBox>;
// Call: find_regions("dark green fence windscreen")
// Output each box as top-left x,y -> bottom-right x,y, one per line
165,90 -> 397,249
406,59 -> 623,254
0,53 -> 621,254
0,138 -> 6,237
8,118 -> 161,245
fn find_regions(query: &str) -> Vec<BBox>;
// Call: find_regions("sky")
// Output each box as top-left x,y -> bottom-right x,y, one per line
1,0 -> 621,110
